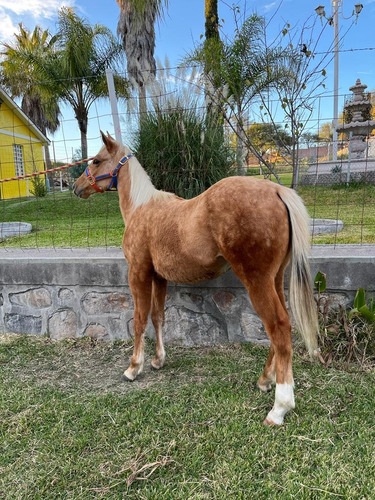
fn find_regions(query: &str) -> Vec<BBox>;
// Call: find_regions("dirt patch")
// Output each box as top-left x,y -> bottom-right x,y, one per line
1,334 -> 252,395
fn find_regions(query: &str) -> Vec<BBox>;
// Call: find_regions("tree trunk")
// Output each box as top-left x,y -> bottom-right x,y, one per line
75,109 -> 88,161
80,125 -> 88,161
43,144 -> 54,191
205,0 -> 219,39
44,144 -> 52,170
290,119 -> 300,189
78,116 -> 87,159
117,1 -> 156,126
138,84 -> 147,123
204,0 -> 221,119
236,117 -> 247,176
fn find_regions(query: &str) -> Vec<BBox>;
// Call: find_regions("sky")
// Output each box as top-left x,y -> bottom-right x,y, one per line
0,0 -> 375,159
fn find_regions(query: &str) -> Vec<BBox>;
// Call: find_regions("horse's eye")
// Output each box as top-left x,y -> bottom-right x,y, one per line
92,159 -> 100,165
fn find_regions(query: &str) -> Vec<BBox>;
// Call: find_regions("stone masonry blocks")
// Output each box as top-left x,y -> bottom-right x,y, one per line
0,247 -> 374,343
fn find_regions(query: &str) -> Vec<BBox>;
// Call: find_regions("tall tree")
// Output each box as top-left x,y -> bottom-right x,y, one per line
246,122 -> 292,161
189,13 -> 287,175
116,0 -> 168,121
19,8 -> 129,160
258,17 -> 329,188
54,8 -> 129,159
205,0 -> 219,40
204,0 -> 222,117
1,24 -> 61,169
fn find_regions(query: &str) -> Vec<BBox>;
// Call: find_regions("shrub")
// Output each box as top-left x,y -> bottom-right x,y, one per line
133,107 -> 234,198
314,272 -> 375,368
30,175 -> 47,197
69,164 -> 86,180
318,306 -> 375,367
246,167 -> 260,176
69,149 -> 86,180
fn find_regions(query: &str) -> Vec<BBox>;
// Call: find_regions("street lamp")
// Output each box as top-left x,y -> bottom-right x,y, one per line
315,1 -> 363,162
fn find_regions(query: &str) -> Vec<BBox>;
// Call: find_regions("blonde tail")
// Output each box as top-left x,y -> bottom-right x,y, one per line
278,187 -> 319,357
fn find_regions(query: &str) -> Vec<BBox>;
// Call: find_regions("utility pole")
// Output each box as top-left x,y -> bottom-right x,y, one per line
332,1 -> 339,162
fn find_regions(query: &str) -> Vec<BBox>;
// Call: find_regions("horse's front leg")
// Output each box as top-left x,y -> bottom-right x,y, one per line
124,269 -> 152,381
257,345 -> 276,393
150,275 -> 167,370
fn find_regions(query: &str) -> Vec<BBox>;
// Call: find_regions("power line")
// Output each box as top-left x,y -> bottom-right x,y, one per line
313,46 -> 375,55
10,45 -> 375,86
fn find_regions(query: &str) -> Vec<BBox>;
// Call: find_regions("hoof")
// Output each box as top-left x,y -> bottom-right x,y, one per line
263,418 -> 279,426
151,359 -> 164,371
257,382 -> 272,393
123,368 -> 137,382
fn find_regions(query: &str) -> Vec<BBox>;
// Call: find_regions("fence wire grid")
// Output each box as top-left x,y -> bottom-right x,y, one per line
1,83 -> 375,251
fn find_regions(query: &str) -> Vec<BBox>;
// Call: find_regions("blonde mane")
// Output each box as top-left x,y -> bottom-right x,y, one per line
122,146 -> 175,209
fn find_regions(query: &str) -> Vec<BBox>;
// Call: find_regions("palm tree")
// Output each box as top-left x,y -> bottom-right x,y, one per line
223,15 -> 289,175
116,0 -> 168,120
53,8 -> 129,159
204,0 -> 222,117
16,8 -> 130,160
189,14 -> 287,175
1,24 -> 61,169
116,1 -> 219,120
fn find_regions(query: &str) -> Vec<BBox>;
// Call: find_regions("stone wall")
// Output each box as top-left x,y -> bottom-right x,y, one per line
1,246 -> 374,345
301,171 -> 375,186
300,158 -> 375,186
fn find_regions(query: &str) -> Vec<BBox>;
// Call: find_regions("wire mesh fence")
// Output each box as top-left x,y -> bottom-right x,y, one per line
1,84 -> 375,250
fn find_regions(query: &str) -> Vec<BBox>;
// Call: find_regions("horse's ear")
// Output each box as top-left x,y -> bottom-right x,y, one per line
100,130 -> 117,153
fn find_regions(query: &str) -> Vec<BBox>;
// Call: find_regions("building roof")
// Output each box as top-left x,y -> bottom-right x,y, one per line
0,87 -> 50,145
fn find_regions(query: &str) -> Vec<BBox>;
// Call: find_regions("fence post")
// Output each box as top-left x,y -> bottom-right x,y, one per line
105,68 -> 122,143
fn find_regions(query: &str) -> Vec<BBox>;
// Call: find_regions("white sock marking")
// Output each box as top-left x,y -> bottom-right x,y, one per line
266,383 -> 295,425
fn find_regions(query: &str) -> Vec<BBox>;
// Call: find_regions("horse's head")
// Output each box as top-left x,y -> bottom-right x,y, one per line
73,131 -> 131,198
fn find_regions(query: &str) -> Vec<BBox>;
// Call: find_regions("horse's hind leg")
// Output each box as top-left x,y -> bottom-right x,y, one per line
124,269 -> 152,381
150,275 -> 167,370
244,275 -> 295,425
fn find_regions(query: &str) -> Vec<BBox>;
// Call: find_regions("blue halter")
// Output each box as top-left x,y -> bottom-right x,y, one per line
85,154 -> 133,193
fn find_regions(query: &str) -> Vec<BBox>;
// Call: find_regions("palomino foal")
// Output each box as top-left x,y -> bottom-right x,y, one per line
74,132 -> 318,426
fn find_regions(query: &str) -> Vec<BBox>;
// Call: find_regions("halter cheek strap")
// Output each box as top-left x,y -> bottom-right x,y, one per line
85,154 -> 133,193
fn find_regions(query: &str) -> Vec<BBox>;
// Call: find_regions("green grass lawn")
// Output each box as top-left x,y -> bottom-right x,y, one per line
299,183 -> 375,244
0,191 -> 124,248
1,181 -> 375,248
260,172 -> 293,187
1,334 -> 374,499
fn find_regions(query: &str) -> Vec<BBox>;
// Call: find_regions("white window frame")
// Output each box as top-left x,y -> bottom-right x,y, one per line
13,144 -> 24,177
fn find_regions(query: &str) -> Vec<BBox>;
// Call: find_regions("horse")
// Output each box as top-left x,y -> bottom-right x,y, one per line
74,131 -> 318,426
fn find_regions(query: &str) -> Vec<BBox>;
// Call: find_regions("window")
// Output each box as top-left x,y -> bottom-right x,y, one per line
13,144 -> 24,177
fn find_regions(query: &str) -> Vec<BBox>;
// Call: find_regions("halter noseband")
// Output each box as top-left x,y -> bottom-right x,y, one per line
85,154 -> 133,193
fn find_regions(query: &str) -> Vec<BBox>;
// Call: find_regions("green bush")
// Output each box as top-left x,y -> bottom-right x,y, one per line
314,272 -> 375,367
30,175 -> 47,198
317,305 -> 375,367
69,164 -> 86,179
246,167 -> 260,176
133,107 -> 234,198
69,149 -> 86,180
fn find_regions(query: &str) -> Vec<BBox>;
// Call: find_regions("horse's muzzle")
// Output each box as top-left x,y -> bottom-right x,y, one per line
73,182 -> 84,198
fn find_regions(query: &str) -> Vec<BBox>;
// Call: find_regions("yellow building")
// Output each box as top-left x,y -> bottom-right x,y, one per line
0,88 -> 49,200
